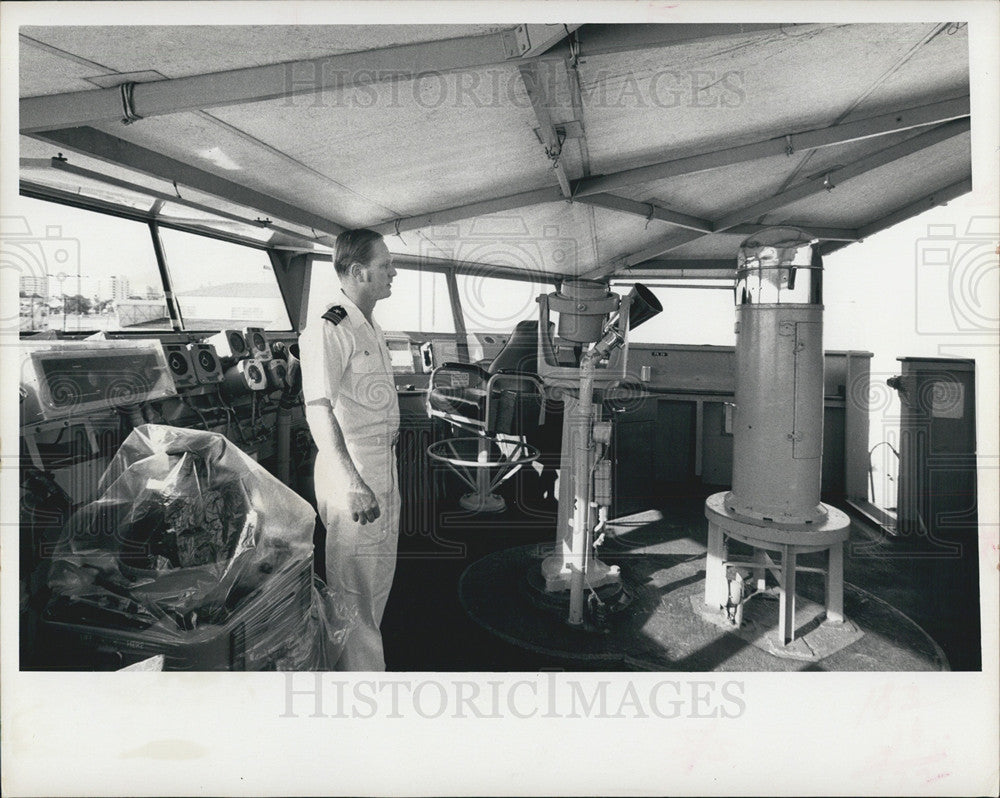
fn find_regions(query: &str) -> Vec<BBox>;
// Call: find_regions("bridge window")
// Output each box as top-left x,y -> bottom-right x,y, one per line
611,281 -> 735,346
13,196 -> 166,333
158,228 -> 292,331
307,260 -> 455,333
456,274 -> 551,333
378,268 -> 455,332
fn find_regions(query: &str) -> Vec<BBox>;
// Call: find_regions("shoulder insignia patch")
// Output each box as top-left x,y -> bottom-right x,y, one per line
322,306 -> 348,325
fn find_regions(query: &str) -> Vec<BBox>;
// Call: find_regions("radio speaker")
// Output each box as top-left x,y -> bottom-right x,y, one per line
265,359 -> 287,391
163,344 -> 199,389
205,329 -> 249,361
244,327 -> 272,362
187,343 -> 224,384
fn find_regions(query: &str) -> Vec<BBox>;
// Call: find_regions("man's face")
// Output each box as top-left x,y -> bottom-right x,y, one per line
360,240 -> 396,302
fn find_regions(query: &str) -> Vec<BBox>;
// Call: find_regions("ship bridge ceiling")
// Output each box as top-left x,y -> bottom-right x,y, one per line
19,22 -> 971,278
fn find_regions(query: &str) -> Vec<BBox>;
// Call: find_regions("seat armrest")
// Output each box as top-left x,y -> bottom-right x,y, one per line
429,361 -> 490,389
487,370 -> 544,395
490,368 -> 542,379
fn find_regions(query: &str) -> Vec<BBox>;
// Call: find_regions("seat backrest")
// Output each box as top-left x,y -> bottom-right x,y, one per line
487,320 -> 539,375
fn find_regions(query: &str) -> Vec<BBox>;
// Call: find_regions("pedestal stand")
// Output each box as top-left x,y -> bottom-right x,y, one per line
703,491 -> 850,646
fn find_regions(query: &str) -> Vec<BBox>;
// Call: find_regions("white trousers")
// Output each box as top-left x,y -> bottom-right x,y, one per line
315,437 -> 400,671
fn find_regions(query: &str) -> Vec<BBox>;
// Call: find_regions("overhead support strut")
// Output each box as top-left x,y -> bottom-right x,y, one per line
712,118 -> 970,230
371,187 -> 565,237
584,118 -> 971,279
517,62 -> 574,198
626,260 -> 739,280
32,126 -> 349,238
369,95 -> 969,237
819,175 -> 973,257
573,96 -> 970,197
20,26 -> 581,134
574,194 -> 713,233
20,23 -> 794,133
729,224 -> 859,242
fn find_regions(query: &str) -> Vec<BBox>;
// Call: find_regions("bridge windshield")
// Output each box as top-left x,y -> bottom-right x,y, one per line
307,259 -> 456,333
158,228 -> 291,331
455,273 -> 551,333
15,196 -> 167,333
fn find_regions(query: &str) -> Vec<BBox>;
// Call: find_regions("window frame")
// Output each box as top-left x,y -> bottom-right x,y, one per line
20,189 -> 567,343
305,252 -> 560,362
17,188 -> 298,335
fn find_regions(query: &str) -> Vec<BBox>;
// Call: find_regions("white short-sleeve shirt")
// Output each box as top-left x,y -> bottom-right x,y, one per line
299,290 -> 400,443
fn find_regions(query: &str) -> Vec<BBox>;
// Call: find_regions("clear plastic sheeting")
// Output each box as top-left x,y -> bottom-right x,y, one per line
45,424 -> 355,670
20,339 -> 177,423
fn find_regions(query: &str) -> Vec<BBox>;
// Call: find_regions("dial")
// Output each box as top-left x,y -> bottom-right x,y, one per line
168,351 -> 189,375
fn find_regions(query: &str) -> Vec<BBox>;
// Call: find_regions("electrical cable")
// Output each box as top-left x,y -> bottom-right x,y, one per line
216,388 -> 248,443
180,395 -> 210,431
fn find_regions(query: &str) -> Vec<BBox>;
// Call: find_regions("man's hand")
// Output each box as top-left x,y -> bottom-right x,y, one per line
348,478 -> 381,525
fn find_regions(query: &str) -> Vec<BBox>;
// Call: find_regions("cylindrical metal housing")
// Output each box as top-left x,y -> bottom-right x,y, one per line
549,279 -> 619,343
726,228 -> 826,524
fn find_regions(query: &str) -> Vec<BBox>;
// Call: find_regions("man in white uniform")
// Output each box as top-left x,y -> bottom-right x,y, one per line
299,229 -> 400,671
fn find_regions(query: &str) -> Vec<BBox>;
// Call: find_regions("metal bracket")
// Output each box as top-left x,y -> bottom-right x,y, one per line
513,24 -> 532,56
544,128 -> 567,166
119,82 -> 143,125
534,121 -> 583,140
501,28 -> 527,59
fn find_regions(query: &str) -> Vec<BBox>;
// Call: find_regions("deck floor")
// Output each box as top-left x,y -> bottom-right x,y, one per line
380,479 -> 982,672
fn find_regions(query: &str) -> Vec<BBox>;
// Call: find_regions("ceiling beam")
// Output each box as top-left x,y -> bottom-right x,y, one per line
20,29 -> 574,134
372,94 -> 969,236
574,193 -> 713,233
562,34 -> 601,270
583,229 -> 708,278
32,126 -> 349,237
576,23 -> 797,56
586,120 -> 970,280
517,62 -> 573,197
20,23 -> 793,134
515,24 -> 582,57
712,118 -> 970,230
622,268 -> 735,281
573,95 -> 970,197
572,200 -> 858,242
371,186 -> 565,236
819,175 -> 973,257
728,223 -> 859,241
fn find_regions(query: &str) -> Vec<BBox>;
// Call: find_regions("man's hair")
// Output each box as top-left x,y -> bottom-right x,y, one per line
334,229 -> 384,277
